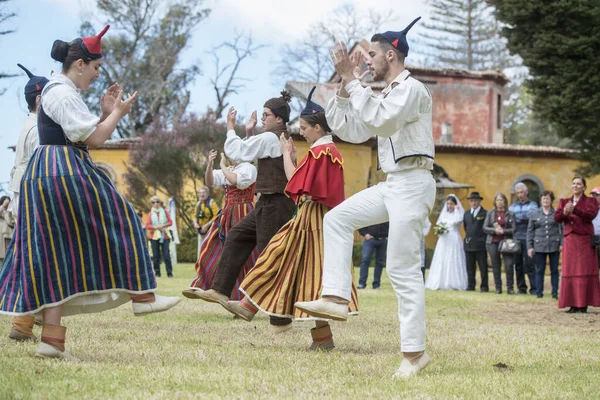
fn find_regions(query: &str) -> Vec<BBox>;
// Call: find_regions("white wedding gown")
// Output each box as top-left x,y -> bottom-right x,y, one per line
425,207 -> 468,291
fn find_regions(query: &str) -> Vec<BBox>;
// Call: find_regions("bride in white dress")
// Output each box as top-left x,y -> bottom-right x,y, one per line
425,194 -> 468,290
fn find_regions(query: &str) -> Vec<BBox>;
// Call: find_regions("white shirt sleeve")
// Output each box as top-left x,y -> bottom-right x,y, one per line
25,126 -> 40,159
224,130 -> 281,163
212,169 -> 226,187
325,94 -> 374,144
43,88 -> 99,143
343,79 -> 425,138
234,162 -> 257,190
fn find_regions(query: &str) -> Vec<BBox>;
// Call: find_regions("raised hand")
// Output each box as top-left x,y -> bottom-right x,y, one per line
288,137 -> 297,162
279,132 -> 291,154
329,41 -> 355,82
100,83 -> 120,115
245,110 -> 257,136
207,149 -> 217,165
219,152 -> 228,170
114,90 -> 138,118
227,107 -> 237,131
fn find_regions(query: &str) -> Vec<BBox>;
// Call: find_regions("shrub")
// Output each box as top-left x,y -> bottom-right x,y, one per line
177,233 -> 199,263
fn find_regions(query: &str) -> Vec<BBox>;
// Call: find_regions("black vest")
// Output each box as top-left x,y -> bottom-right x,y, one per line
38,83 -> 89,152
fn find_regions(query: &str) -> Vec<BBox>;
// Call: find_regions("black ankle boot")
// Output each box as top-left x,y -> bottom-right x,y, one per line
567,307 -> 577,313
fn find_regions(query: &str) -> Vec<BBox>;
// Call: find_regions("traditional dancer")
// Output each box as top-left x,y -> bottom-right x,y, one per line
0,26 -> 180,360
5,64 -> 48,342
182,148 -> 257,300
220,88 -> 359,350
191,92 -> 297,333
295,17 -> 436,378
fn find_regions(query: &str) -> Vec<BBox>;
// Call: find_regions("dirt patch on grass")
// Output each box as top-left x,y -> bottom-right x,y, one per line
478,299 -> 600,330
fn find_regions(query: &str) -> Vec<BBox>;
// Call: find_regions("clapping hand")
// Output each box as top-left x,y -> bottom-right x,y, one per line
329,41 -> 356,83
350,51 -> 369,82
114,90 -> 138,118
245,110 -> 257,137
564,201 -> 574,215
100,83 -> 120,115
279,133 -> 295,157
227,107 -> 237,131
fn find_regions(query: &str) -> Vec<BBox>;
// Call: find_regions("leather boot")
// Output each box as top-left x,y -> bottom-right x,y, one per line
8,316 -> 37,342
36,324 -> 78,361
308,324 -> 335,351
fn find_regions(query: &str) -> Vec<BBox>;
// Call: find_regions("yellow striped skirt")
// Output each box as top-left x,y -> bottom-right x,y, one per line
240,200 -> 359,320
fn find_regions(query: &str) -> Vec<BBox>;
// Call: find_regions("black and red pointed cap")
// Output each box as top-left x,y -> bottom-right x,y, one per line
17,64 -> 49,95
380,17 -> 421,57
76,25 -> 110,59
301,86 -> 324,116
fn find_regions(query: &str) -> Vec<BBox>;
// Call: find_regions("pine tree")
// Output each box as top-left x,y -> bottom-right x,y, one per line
419,0 -> 511,70
490,0 -> 600,175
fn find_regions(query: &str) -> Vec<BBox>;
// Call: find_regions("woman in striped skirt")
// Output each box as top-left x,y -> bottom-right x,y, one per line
0,26 -> 180,360
182,149 -> 258,301
220,87 -> 358,350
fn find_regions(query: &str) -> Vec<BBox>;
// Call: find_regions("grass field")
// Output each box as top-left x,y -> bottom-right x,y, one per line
1,263 -> 599,399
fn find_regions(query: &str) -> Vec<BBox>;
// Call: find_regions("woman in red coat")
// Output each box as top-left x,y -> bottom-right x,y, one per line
554,175 -> 600,313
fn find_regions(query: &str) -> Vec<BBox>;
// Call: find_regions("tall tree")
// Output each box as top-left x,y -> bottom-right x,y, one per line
419,0 -> 512,70
124,114 -> 226,234
489,0 -> 600,175
80,0 -> 211,137
274,4 -> 394,84
0,0 -> 16,95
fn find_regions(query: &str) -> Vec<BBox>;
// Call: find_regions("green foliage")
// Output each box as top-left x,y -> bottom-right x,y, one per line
124,114 -> 227,234
81,0 -> 211,137
489,0 -> 600,174
176,232 -> 198,263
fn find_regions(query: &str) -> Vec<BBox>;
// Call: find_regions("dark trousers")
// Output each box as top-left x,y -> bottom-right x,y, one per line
151,239 -> 172,276
358,238 -> 387,288
487,242 -> 515,292
534,251 -> 559,297
212,193 -> 296,325
465,250 -> 489,291
515,238 -> 536,293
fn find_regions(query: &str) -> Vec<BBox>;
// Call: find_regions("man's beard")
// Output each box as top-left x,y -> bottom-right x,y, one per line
372,61 -> 389,82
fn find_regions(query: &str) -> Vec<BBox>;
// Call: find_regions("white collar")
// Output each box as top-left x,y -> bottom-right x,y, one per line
381,70 -> 411,96
310,134 -> 333,148
50,73 -> 79,93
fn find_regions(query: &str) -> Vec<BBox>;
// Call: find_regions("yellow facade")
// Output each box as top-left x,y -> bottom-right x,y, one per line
91,140 -> 600,248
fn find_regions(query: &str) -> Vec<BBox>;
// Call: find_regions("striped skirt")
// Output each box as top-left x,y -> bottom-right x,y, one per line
240,200 -> 359,320
190,201 -> 257,300
0,145 -> 156,316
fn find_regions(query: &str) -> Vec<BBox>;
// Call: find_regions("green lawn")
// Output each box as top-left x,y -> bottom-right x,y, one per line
1,264 -> 599,399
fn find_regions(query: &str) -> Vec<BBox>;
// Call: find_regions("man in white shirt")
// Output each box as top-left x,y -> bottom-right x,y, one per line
296,17 -> 436,378
7,64 -> 48,343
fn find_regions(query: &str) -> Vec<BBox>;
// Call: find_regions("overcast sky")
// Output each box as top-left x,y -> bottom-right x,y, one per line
0,0 -> 429,194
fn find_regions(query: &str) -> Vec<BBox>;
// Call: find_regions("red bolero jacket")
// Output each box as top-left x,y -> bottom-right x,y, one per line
554,194 -> 599,237
285,143 -> 345,209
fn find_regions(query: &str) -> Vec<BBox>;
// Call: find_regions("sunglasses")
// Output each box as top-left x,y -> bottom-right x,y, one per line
152,201 -> 160,204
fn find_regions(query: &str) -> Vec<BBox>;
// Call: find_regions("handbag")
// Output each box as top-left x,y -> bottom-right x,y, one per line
498,238 -> 521,254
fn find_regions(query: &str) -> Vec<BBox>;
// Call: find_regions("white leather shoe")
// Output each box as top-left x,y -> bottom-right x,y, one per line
133,294 -> 181,316
8,328 -> 38,342
35,342 -> 79,362
295,298 -> 348,321
219,300 -> 255,321
393,353 -> 431,379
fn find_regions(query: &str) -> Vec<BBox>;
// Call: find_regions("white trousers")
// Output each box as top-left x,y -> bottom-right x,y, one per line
321,168 -> 436,352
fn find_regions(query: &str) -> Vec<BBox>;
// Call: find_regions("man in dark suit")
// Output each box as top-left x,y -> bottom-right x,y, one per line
463,192 -> 489,292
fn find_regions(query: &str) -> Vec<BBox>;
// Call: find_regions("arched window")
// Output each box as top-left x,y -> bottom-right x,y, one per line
511,174 -> 544,204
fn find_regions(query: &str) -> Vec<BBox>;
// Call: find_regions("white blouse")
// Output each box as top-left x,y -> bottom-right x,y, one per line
41,74 -> 100,143
9,113 -> 39,193
212,162 -> 257,190
224,130 -> 282,163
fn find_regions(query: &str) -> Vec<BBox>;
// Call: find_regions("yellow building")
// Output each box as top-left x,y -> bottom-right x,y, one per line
93,137 -> 600,248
